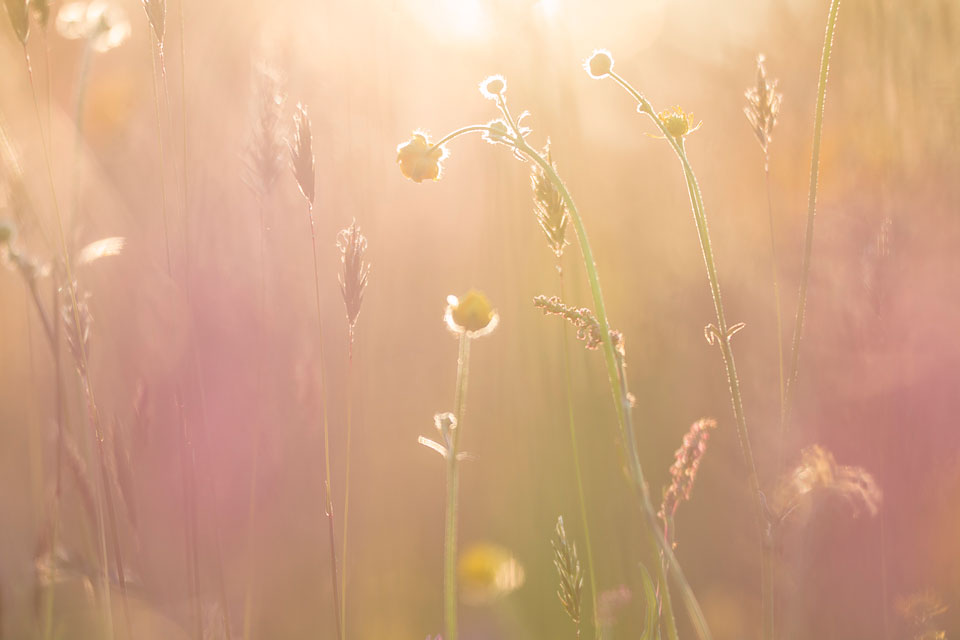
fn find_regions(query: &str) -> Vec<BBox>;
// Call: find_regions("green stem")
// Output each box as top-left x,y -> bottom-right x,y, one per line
444,334 -> 471,640
304,201 -> 342,639
341,344 -> 354,636
607,70 -> 771,640
783,0 -> 842,428
429,125 -> 494,150
763,166 -> 786,472
23,45 -> 120,639
515,138 -> 709,640
557,268 -> 600,639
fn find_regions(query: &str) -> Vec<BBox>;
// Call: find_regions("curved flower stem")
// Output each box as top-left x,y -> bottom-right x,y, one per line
607,69 -> 772,640
444,334 -> 472,640
511,135 -> 710,640
429,125 -> 497,150
783,0 -> 842,428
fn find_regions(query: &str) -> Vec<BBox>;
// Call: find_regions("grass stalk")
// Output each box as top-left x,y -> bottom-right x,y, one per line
783,0 -> 842,427
302,200 -> 343,639
604,69 -> 770,640
22,44 -> 123,639
340,338 -> 355,635
444,333 -> 471,640
557,268 -> 600,639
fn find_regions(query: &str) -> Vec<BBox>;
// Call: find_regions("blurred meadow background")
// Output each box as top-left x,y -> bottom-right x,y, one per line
1,0 -> 959,638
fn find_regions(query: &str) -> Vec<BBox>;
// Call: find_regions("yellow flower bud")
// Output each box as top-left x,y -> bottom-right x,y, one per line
445,290 -> 499,337
396,132 -> 447,183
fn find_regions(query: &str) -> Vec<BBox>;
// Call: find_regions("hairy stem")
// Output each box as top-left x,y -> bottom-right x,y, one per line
444,334 -> 471,640
304,202 -> 342,639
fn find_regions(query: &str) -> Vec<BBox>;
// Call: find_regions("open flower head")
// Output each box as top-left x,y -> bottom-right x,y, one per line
396,131 -> 447,183
479,74 -> 506,100
658,105 -> 701,138
56,1 -> 130,52
459,542 -> 525,605
445,290 -> 498,338
584,49 -> 614,79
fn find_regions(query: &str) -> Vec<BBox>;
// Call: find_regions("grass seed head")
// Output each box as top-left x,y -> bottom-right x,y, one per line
141,0 -> 165,44
337,219 -> 370,333
744,54 -> 783,160
3,0 -> 29,44
290,102 -> 316,206
531,143 -> 569,258
551,516 -> 583,629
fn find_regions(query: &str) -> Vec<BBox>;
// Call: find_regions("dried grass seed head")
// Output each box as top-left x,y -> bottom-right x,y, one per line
776,444 -> 882,519
660,418 -> 717,528
289,102 -> 315,206
337,219 -> 369,330
244,63 -> 287,199
551,516 -> 583,626
744,53 -> 783,157
396,131 -> 447,183
585,49 -> 613,79
531,143 -> 568,258
445,290 -> 498,338
533,295 -> 623,354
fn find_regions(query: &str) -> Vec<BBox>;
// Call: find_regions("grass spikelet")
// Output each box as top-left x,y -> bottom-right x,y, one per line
290,102 -> 315,207
337,220 -> 370,341
533,295 -> 623,353
552,516 -> 583,636
775,445 -> 882,520
531,143 -> 569,259
896,590 -> 948,640
244,63 -> 287,200
744,54 -> 782,167
659,418 -> 717,548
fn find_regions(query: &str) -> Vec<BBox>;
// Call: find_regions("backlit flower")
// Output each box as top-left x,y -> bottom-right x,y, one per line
657,105 -> 701,138
396,132 -> 447,183
479,74 -> 506,100
445,290 -> 498,338
584,49 -> 614,79
56,1 -> 130,52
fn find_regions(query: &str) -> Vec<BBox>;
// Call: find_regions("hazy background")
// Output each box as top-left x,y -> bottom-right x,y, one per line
1,0 -> 959,638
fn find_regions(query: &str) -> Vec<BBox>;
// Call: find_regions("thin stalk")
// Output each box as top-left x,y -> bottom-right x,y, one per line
557,267 -> 599,639
44,285 -> 65,640
340,339 -> 355,635
764,166 -> 785,429
606,69 -> 771,639
148,36 -> 173,274
23,45 -> 121,639
515,137 -> 709,640
303,200 -> 342,639
783,0 -> 842,427
177,0 -> 189,273
444,333 -> 471,640
428,122 -> 709,638
177,395 -> 203,640
242,199 -> 269,640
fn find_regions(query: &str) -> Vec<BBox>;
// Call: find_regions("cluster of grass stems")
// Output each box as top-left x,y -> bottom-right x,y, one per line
0,0 -> 870,638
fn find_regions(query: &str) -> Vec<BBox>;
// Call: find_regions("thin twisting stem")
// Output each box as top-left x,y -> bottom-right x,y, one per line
607,69 -> 771,640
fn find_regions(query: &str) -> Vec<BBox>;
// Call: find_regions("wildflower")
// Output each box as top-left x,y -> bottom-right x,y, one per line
479,74 -> 506,100
445,290 -> 498,338
396,132 -> 447,183
658,105 -> 701,138
56,2 -> 131,52
584,49 -> 613,79
459,542 -> 524,604
482,119 -> 510,145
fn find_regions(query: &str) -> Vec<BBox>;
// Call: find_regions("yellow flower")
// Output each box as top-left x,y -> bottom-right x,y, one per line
478,74 -> 506,100
445,290 -> 498,338
459,542 -> 525,605
658,105 -> 701,138
396,132 -> 447,183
